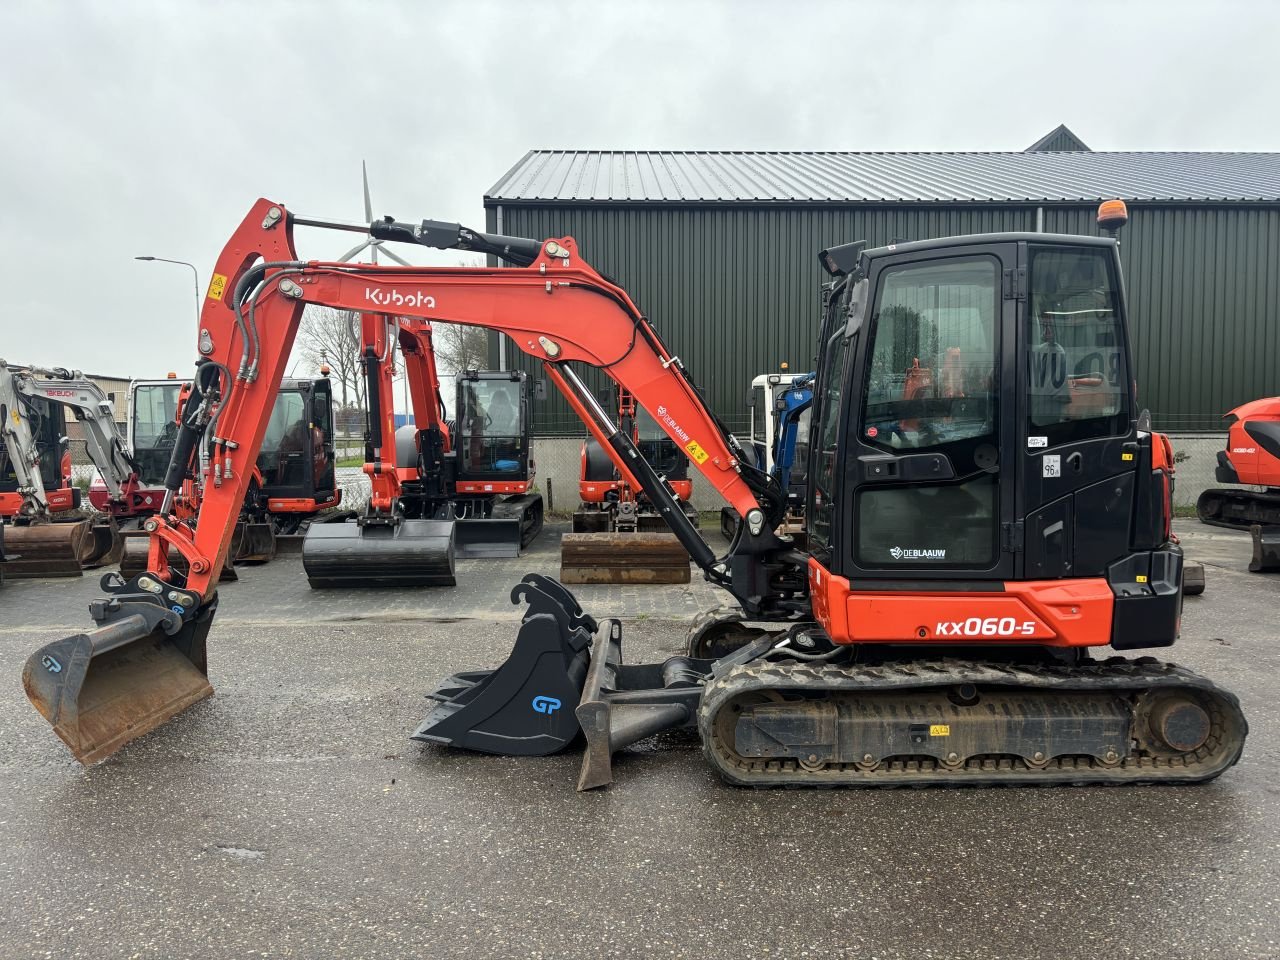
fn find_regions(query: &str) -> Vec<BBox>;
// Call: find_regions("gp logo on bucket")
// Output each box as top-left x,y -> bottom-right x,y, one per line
531,696 -> 562,715
41,655 -> 62,674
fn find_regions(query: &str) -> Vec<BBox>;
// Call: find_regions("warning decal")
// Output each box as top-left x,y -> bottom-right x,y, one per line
685,440 -> 709,465
207,273 -> 228,301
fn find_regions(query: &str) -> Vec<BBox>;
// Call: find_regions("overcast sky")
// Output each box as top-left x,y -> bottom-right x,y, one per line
2,0 -> 1277,380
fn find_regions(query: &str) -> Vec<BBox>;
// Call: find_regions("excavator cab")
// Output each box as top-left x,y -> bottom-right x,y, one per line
253,377 -> 341,542
449,370 -> 543,558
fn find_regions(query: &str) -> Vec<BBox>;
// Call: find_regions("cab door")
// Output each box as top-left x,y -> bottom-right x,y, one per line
839,244 -> 1018,581
1017,241 -> 1134,580
310,379 -> 337,499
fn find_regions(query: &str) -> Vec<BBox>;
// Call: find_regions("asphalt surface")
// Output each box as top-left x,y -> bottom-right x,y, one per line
0,520 -> 1277,960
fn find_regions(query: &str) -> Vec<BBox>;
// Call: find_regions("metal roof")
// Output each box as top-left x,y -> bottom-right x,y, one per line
486,150 -> 1280,205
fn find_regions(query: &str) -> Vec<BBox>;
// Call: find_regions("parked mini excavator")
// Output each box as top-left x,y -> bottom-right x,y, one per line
112,374 -> 343,578
301,313 -> 542,588
24,198 -> 1246,794
1195,397 -> 1280,571
0,361 -> 138,577
563,386 -> 698,584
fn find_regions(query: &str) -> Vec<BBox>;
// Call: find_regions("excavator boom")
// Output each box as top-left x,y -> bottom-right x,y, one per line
23,199 -> 798,763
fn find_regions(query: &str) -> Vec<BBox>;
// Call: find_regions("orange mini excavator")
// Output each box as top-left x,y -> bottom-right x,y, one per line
562,385 -> 699,585
1196,397 -> 1280,571
299,313 -> 543,588
24,199 -> 1246,793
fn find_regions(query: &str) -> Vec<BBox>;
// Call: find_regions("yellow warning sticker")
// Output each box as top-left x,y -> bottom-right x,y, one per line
1136,575 -> 1148,583
930,724 -> 951,737
685,440 -> 709,465
207,273 -> 228,301
1121,452 -> 1135,461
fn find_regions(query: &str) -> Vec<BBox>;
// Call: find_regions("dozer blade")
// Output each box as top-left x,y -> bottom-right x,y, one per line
560,531 -> 691,585
233,520 -> 276,564
0,519 -> 94,578
119,531 -> 238,582
413,574 -> 595,755
23,597 -> 217,764
454,517 -> 523,559
302,518 -> 456,588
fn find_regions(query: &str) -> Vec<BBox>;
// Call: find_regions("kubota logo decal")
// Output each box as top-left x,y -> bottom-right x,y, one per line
531,695 -> 562,715
364,287 -> 436,309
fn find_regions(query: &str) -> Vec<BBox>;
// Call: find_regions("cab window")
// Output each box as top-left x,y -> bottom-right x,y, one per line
1027,246 -> 1128,445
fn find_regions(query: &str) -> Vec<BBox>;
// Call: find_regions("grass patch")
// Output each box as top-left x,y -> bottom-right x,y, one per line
336,456 -> 365,468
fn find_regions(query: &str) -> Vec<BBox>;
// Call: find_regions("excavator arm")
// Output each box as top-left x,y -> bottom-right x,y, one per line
0,360 -> 51,517
151,199 -> 799,609
22,198 -> 803,765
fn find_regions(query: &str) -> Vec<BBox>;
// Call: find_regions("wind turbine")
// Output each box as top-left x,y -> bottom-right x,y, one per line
337,160 -> 414,267
335,162 -> 417,418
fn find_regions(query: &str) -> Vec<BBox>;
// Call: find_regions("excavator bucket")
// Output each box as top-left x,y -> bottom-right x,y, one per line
22,595 -> 217,764
0,519 -> 95,578
412,574 -> 594,755
560,532 -> 691,585
1251,525 -> 1280,573
234,520 -> 276,564
118,531 -> 238,582
413,573 -> 712,788
302,518 -> 456,588
84,518 -> 124,569
453,517 -> 523,559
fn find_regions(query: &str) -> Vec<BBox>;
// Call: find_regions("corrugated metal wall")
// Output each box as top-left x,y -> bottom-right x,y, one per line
486,202 -> 1279,434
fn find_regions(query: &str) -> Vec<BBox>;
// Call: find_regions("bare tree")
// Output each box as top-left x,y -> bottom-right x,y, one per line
297,306 -> 364,413
433,323 -> 489,374
430,255 -> 490,374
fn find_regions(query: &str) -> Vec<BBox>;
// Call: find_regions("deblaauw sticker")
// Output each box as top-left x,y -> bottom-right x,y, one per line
1028,436 -> 1048,448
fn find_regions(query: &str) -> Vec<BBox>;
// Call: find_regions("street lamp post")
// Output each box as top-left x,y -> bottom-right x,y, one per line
134,256 -> 201,327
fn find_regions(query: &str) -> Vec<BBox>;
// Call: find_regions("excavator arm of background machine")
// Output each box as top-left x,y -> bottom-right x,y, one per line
17,367 -> 139,502
0,360 -> 53,517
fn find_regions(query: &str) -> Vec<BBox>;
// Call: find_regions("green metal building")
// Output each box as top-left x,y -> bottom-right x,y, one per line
484,128 -> 1280,434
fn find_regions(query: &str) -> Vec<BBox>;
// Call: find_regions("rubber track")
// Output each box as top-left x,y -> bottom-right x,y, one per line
1196,489 -> 1280,530
699,657 -> 1248,788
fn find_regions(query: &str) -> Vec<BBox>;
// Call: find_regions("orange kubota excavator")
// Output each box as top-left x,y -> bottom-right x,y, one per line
24,199 -> 1247,791
300,312 -> 543,588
